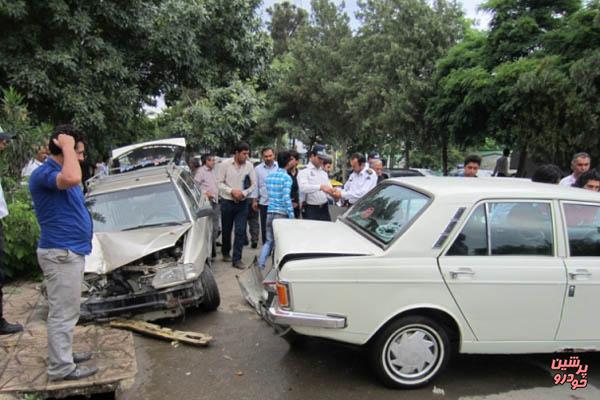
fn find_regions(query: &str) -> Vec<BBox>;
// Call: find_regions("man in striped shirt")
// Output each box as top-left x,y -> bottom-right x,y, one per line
257,150 -> 296,269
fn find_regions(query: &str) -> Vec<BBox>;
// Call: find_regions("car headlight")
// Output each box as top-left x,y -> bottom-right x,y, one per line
152,263 -> 200,289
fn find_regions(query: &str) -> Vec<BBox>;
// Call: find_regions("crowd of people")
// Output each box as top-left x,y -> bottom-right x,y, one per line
1,125 -> 599,384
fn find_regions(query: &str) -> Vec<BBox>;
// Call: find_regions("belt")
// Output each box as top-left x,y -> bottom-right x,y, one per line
304,203 -> 328,209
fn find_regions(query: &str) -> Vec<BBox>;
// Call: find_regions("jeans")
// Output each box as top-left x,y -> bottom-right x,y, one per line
221,199 -> 249,263
37,248 -> 84,379
259,204 -> 268,244
247,202 -> 259,244
258,213 -> 288,268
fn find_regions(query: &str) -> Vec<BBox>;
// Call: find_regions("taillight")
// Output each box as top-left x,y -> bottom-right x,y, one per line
276,281 -> 290,309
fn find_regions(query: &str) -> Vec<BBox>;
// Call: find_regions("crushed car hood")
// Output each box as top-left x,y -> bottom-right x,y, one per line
85,224 -> 191,274
273,219 -> 382,268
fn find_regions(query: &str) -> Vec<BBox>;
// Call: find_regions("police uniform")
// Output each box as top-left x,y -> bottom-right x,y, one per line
298,161 -> 332,221
340,166 -> 377,206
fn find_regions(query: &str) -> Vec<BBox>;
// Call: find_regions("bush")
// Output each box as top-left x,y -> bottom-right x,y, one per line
1,179 -> 40,279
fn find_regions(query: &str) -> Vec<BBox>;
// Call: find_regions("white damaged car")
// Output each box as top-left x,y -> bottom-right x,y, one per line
82,164 -> 219,321
262,177 -> 600,388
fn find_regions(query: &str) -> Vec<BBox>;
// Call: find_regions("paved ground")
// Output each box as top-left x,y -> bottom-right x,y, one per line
118,248 -> 600,400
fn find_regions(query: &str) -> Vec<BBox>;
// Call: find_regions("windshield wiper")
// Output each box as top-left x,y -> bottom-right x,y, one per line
121,221 -> 184,231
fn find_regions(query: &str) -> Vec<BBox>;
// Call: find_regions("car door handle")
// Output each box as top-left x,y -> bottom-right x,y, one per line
450,268 -> 475,279
569,269 -> 592,280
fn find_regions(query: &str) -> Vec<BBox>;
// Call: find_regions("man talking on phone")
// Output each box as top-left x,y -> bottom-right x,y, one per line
29,124 -> 97,381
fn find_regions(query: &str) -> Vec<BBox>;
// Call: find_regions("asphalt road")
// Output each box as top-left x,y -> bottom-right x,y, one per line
118,248 -> 600,400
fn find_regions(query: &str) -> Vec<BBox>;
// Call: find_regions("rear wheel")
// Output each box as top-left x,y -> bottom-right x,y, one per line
200,265 -> 220,311
369,316 -> 451,389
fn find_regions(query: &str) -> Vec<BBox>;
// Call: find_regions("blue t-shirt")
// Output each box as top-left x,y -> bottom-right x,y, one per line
29,158 -> 93,255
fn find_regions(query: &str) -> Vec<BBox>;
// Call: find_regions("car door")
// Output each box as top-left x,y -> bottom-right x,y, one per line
438,201 -> 566,341
176,175 -> 211,264
556,201 -> 600,341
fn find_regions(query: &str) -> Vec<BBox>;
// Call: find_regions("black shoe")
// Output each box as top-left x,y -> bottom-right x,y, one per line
52,365 -> 98,381
232,261 -> 247,270
0,318 -> 23,335
251,241 -> 258,249
73,351 -> 93,363
222,254 -> 232,262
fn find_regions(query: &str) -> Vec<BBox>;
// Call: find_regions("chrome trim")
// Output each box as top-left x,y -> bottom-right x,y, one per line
432,207 -> 466,248
268,306 -> 347,329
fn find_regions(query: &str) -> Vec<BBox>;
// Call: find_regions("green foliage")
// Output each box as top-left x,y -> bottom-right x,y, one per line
267,1 -> 308,57
157,79 -> 265,153
0,87 -> 51,182
1,179 -> 40,280
0,0 -> 271,157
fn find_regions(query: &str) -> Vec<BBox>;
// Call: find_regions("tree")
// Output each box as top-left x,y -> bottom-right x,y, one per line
351,0 -> 466,167
267,1 -> 308,58
0,0 -> 270,158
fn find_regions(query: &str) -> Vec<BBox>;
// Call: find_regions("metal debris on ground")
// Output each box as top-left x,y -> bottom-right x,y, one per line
109,319 -> 212,346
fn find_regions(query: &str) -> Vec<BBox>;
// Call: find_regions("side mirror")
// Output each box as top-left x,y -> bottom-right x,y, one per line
196,207 -> 214,219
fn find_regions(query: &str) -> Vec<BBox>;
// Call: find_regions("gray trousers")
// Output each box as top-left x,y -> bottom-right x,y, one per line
211,202 -> 220,252
37,248 -> 84,379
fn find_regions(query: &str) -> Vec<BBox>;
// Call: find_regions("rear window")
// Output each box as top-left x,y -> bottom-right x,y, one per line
345,184 -> 430,244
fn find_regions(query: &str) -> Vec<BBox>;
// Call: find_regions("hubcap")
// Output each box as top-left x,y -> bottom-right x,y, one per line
384,325 -> 440,382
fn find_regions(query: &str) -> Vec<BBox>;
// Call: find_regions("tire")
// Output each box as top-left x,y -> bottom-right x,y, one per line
200,265 -> 220,311
369,316 -> 451,389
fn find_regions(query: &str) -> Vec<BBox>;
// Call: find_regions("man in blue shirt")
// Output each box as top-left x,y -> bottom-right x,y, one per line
257,151 -> 296,269
29,125 -> 97,381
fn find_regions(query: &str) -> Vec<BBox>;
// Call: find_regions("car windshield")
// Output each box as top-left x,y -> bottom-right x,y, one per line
88,183 -> 188,232
110,145 -> 184,174
344,184 -> 430,244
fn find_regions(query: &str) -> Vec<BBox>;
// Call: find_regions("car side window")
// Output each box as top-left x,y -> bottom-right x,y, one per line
448,204 -> 488,256
177,179 -> 200,213
488,202 -> 553,256
181,171 -> 204,205
563,203 -> 600,257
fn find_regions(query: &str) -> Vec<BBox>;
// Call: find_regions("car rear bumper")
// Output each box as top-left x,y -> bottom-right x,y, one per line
268,305 -> 346,329
81,279 -> 204,321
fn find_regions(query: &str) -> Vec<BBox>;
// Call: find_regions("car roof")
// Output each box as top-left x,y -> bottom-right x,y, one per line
391,176 -> 600,203
87,165 -> 181,196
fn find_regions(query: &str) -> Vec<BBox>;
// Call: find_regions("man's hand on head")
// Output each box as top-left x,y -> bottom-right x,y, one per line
53,134 -> 75,151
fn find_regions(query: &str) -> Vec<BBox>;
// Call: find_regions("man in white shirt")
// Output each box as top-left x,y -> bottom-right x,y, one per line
0,128 -> 24,334
298,145 -> 337,221
339,153 -> 377,207
21,145 -> 48,178
560,152 -> 591,187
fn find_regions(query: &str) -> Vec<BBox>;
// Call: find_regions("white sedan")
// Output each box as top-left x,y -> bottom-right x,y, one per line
267,177 -> 600,388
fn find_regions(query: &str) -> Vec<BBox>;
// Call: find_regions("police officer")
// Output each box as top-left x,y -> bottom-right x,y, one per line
298,145 -> 336,221
339,153 -> 377,207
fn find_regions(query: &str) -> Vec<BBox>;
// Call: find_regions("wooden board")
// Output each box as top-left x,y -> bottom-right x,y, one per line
0,282 -> 137,399
110,319 -> 213,346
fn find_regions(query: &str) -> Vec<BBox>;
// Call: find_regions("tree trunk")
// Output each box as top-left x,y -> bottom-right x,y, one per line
404,141 -> 411,169
516,144 -> 528,177
442,134 -> 449,176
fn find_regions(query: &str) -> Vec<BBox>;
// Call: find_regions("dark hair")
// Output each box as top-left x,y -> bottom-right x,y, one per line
48,124 -> 84,156
571,152 -> 591,164
190,159 -> 201,169
200,153 -> 214,165
531,164 -> 563,184
277,150 -> 292,169
464,154 -> 481,166
574,168 -> 600,188
350,153 -> 366,164
261,147 -> 274,155
288,149 -> 299,160
503,148 -> 510,157
234,142 -> 250,153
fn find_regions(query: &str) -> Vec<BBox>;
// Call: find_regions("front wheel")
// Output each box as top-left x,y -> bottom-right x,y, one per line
369,316 -> 451,389
200,266 -> 220,311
